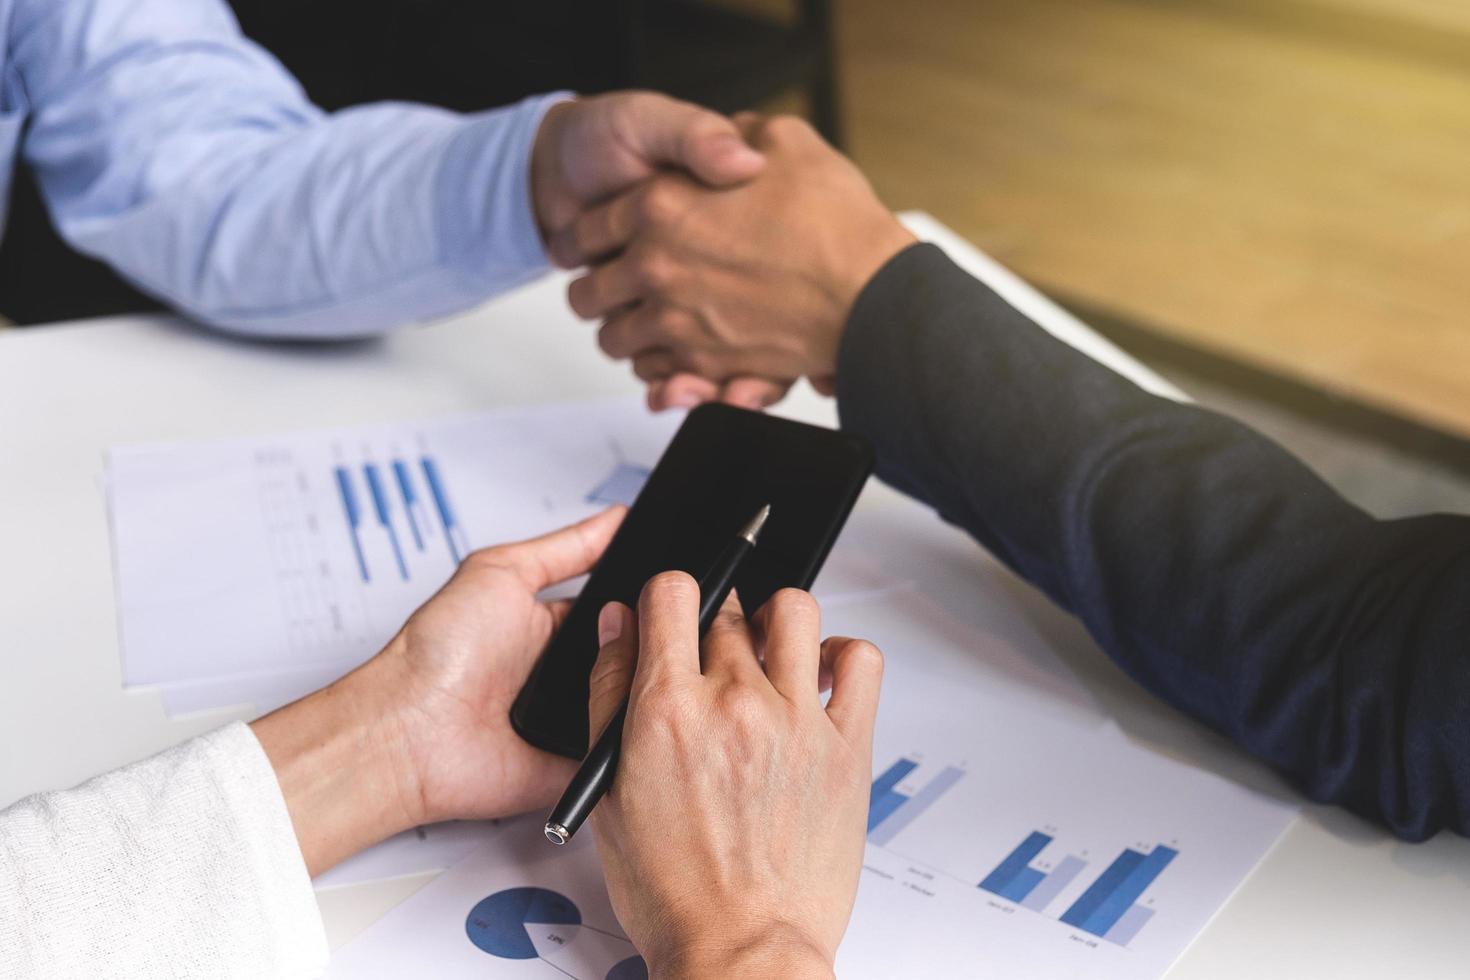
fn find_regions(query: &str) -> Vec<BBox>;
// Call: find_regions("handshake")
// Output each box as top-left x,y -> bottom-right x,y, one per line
529,93 -> 918,412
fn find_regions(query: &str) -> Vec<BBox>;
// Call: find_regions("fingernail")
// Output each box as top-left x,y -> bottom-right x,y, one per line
667,391 -> 702,409
598,603 -> 624,646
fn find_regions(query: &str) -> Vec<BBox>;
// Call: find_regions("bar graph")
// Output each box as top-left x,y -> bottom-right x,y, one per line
363,463 -> 409,581
392,459 -> 428,552
973,829 -> 1176,947
867,757 -> 966,846
335,465 -> 370,583
979,831 -> 1059,903
333,452 -> 469,583
978,831 -> 1092,911
1019,855 -> 1087,913
421,454 -> 469,563
866,751 -> 1181,950
1061,844 -> 1177,944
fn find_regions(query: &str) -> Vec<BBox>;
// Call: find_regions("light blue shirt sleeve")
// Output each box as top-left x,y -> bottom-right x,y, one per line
6,0 -> 561,337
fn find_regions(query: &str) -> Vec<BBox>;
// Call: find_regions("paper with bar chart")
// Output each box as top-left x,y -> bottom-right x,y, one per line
822,591 -> 1295,979
107,399 -> 681,717
105,397 -> 907,891
108,397 -> 902,721
324,585 -> 1292,978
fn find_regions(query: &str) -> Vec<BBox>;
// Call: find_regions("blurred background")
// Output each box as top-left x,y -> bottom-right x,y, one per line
5,0 -> 1469,514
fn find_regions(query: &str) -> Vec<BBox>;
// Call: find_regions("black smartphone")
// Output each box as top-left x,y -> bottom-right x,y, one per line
511,403 -> 874,758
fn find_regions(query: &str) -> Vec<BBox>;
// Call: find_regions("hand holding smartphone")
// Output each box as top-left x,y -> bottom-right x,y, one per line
511,403 -> 873,758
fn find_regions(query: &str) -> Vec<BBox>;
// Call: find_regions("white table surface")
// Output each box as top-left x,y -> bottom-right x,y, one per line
2,214 -> 1466,978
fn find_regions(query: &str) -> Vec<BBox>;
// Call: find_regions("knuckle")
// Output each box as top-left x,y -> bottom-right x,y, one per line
638,681 -> 697,737
634,250 -> 676,291
638,179 -> 685,225
715,682 -> 767,730
644,569 -> 698,605
461,544 -> 505,571
654,306 -> 694,338
682,349 -> 721,379
771,587 -> 819,620
587,646 -> 627,691
575,215 -> 604,254
633,353 -> 672,381
598,319 -> 630,358
846,638 -> 885,674
713,605 -> 745,631
588,673 -> 628,717
637,674 -> 681,712
766,113 -> 814,142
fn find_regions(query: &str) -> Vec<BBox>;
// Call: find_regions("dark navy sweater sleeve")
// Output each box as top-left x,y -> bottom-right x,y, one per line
836,242 -> 1470,840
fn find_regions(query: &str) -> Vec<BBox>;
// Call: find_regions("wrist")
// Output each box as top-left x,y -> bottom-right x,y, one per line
529,99 -> 578,250
649,923 -> 835,980
250,644 -> 423,876
816,213 -> 916,375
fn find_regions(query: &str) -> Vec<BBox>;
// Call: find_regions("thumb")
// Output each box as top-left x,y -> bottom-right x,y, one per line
630,95 -> 765,187
588,601 -> 637,745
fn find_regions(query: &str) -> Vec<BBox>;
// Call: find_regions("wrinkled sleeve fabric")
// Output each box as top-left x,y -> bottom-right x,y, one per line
0,723 -> 324,979
7,0 -> 557,337
836,242 -> 1470,841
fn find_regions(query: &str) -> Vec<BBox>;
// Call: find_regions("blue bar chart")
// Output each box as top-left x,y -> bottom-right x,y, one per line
973,829 -> 1176,947
867,758 -> 966,846
978,831 -> 1058,903
392,459 -> 427,551
363,463 -> 409,581
1019,855 -> 1088,913
1061,844 -> 1177,943
334,453 -> 469,583
421,455 -> 469,563
335,465 -> 370,583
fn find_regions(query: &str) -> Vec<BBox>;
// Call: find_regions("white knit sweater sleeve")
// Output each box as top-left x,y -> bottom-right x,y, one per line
0,722 -> 328,979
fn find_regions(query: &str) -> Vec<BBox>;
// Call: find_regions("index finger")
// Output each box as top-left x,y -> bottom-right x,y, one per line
630,570 -> 703,697
552,190 -> 642,268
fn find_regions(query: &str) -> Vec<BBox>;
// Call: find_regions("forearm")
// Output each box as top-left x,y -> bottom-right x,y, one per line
0,724 -> 326,977
16,0 -> 556,337
835,243 -> 1470,839
250,643 -> 422,875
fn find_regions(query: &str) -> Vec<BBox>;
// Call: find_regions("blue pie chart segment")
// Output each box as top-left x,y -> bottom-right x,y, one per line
465,887 -> 582,960
607,955 -> 649,980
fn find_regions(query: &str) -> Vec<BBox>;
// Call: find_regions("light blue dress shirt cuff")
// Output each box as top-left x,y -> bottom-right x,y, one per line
435,91 -> 571,302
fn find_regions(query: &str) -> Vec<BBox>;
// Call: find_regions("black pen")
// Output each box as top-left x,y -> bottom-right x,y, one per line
544,503 -> 772,845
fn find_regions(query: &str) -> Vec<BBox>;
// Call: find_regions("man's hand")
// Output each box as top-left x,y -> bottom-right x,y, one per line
559,115 -> 915,409
251,506 -> 625,876
530,92 -> 766,264
587,575 -> 883,980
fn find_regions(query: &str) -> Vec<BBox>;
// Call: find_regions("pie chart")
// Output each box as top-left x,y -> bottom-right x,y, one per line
465,887 -> 582,960
606,955 -> 649,980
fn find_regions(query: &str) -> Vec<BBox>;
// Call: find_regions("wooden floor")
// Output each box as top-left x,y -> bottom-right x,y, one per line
823,0 -> 1470,437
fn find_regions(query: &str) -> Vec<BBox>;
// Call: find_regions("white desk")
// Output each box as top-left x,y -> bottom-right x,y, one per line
2,214 -> 1465,978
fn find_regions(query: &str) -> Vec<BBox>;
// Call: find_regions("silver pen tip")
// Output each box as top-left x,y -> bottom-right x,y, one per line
545,822 -> 571,845
738,504 -> 772,546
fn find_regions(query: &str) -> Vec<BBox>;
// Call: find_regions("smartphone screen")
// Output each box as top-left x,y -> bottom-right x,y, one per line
511,403 -> 873,758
